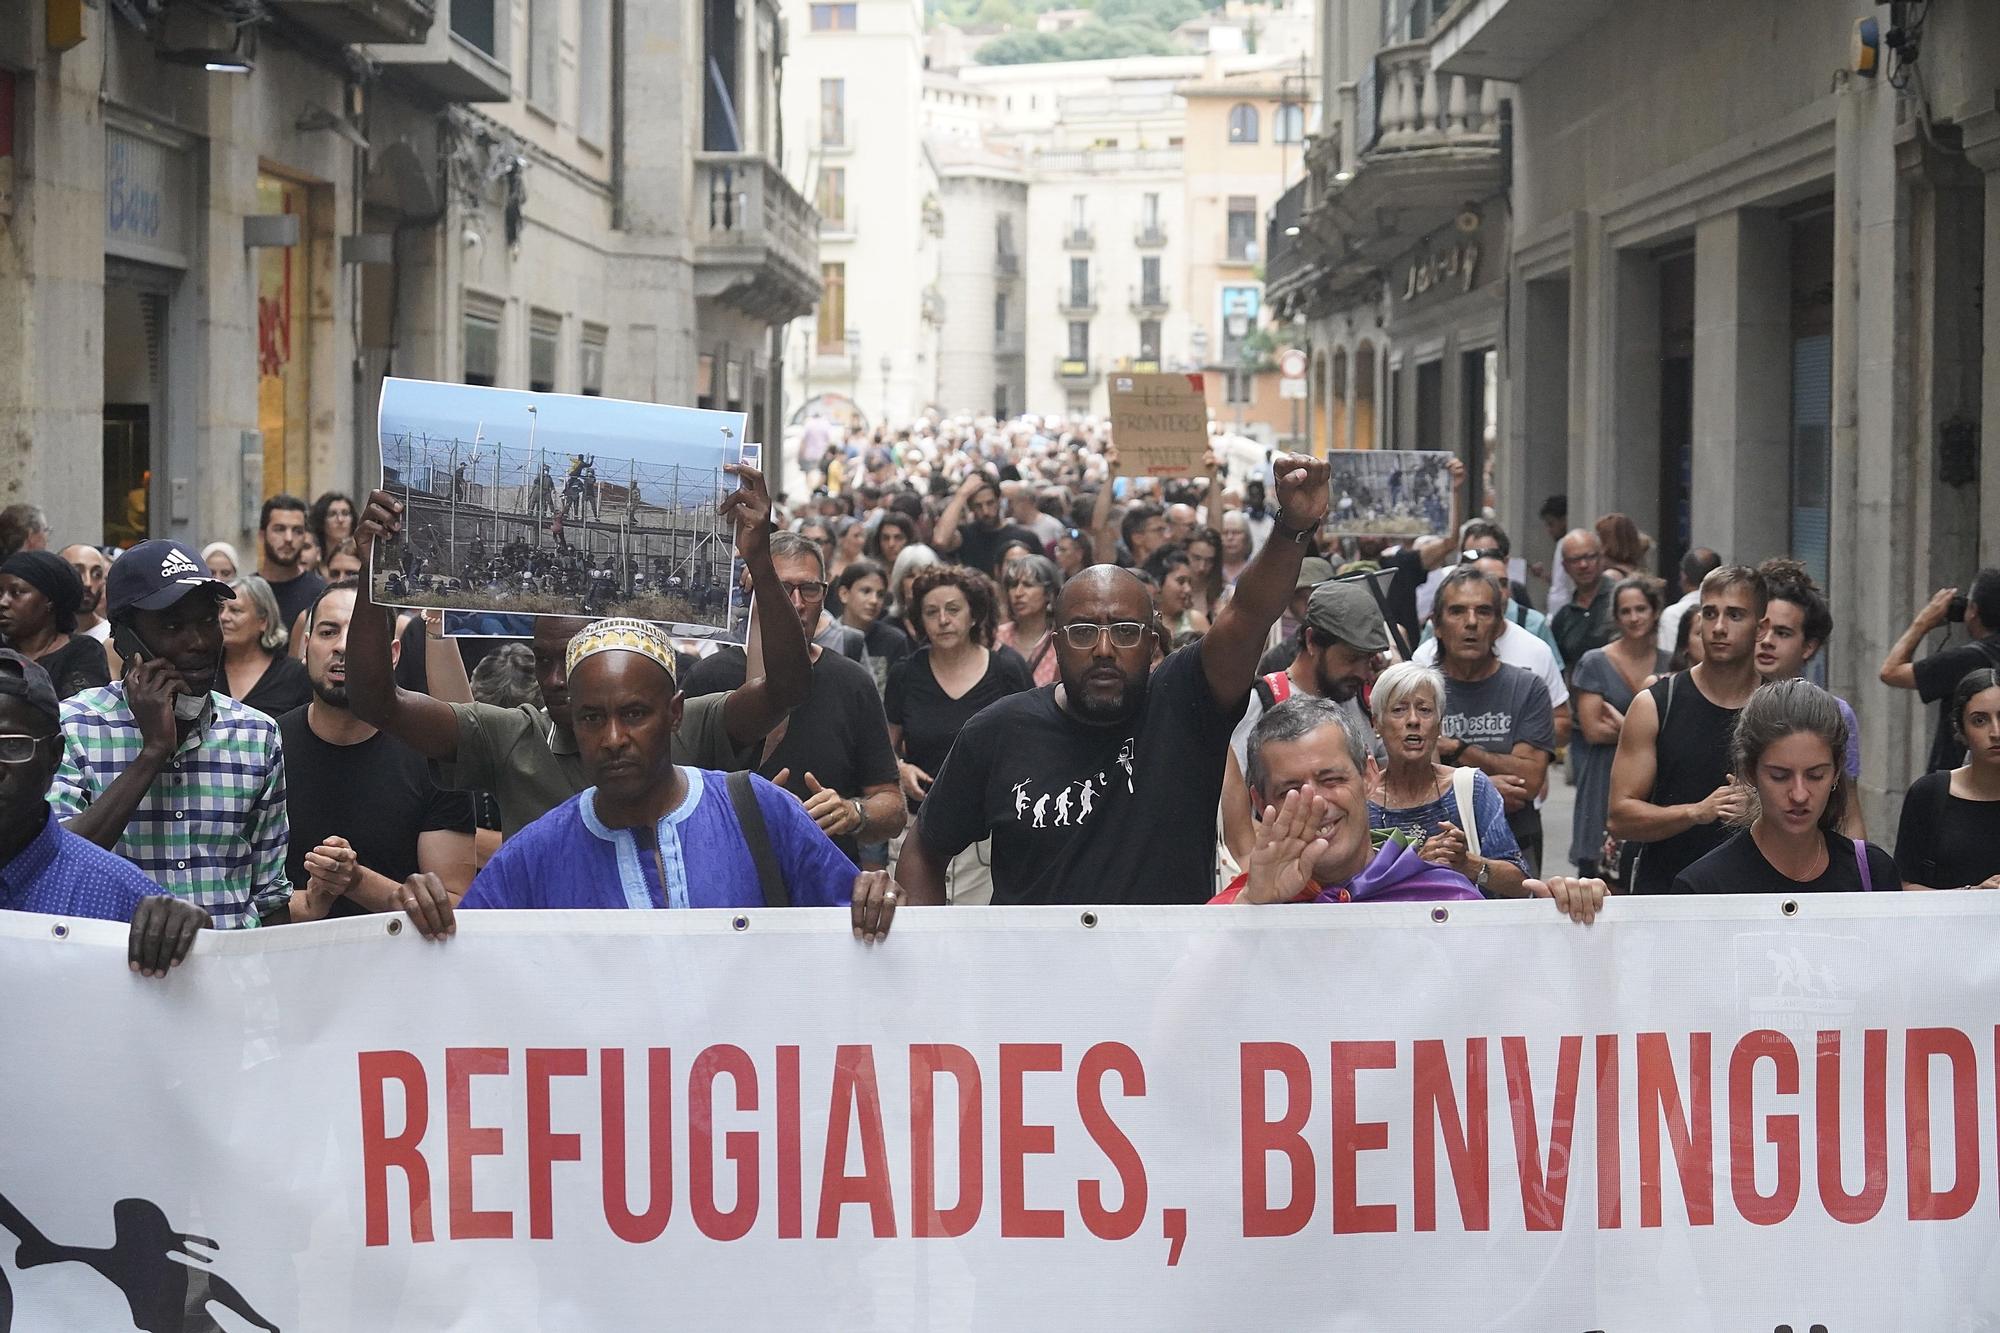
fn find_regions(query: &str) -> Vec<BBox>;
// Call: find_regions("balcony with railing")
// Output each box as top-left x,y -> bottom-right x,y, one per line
1062,224 -> 1095,251
1033,147 -> 1183,176
1134,223 -> 1168,248
1283,35 -> 1510,313
996,248 -> 1021,278
1056,283 -> 1100,316
693,154 -> 822,324
1055,356 -> 1099,385
364,0 -> 508,101
1261,177 -> 1318,314
1129,284 -> 1170,316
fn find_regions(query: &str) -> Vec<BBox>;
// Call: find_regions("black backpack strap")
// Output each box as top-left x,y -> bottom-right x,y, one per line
727,770 -> 791,908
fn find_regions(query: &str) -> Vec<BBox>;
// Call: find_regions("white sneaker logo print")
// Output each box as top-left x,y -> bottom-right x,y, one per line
160,549 -> 202,579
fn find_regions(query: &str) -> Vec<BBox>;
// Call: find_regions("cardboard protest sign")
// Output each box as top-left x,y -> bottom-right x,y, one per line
1109,373 -> 1209,479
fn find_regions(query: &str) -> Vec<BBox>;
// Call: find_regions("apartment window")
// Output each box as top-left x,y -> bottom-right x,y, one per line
579,325 -> 607,396
1141,256 -> 1161,304
809,3 -> 856,29
527,0 -> 558,113
578,0 -> 610,145
1067,321 -> 1089,361
1274,102 -> 1305,144
1228,103 -> 1259,143
820,79 -> 846,146
1069,194 -> 1086,230
818,264 -> 846,351
451,0 -> 498,57
994,293 -> 1008,333
1142,192 -> 1160,231
529,312 -> 561,393
816,167 -> 847,227
462,303 -> 500,387
996,215 -> 1016,255
1068,257 -> 1089,304
1139,318 -> 1161,360
697,354 -> 716,410
1226,196 -> 1257,261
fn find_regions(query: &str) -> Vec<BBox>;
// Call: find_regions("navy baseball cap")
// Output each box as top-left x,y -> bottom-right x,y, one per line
0,649 -> 61,724
105,539 -> 236,618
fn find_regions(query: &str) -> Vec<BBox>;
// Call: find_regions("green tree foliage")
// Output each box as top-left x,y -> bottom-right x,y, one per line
973,19 -> 1175,63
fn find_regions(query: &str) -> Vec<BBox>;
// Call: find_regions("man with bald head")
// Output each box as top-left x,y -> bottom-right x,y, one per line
899,451 -> 1332,906
59,544 -> 113,647
345,466 -> 812,838
395,618 -> 897,939
1550,527 -> 1614,672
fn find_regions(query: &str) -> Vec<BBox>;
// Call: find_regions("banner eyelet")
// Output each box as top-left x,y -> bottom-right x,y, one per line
1430,906 -> 1450,924
732,914 -> 750,932
50,921 -> 69,940
1080,911 -> 1098,929
1781,899 -> 1799,917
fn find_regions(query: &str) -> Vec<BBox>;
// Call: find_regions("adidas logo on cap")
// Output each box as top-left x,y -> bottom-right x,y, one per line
160,549 -> 202,580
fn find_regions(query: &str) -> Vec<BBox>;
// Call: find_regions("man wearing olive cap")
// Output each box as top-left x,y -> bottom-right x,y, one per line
1222,576 -> 1392,867
398,617 -> 900,942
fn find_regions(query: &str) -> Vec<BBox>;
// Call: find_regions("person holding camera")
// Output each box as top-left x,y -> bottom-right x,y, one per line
1879,568 -> 2000,772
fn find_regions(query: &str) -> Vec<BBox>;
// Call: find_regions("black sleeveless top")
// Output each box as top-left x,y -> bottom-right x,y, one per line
1631,671 -> 1742,894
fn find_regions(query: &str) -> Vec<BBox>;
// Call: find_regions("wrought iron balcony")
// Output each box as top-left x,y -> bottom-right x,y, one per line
1063,225 -> 1095,251
1056,283 -> 1100,316
1129,285 -> 1170,316
1055,356 -> 1099,384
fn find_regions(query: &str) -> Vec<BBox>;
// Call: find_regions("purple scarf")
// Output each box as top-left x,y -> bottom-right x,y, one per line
1311,834 -> 1482,904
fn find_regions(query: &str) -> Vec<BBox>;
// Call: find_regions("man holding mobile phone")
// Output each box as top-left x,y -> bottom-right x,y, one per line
47,540 -> 294,929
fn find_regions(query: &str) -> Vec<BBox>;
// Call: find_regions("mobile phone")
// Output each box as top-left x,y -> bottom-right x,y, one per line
112,622 -> 154,666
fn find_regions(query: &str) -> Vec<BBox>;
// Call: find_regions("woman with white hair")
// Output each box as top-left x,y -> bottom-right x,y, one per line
888,542 -> 943,644
1368,660 -> 1530,898
220,573 -> 312,717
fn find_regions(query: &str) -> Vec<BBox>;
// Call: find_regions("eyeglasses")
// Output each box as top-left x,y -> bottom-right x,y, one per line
0,734 -> 50,765
780,580 -> 828,603
1059,621 -> 1150,650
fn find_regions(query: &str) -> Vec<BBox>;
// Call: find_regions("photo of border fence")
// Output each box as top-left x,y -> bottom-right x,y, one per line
373,378 -> 751,639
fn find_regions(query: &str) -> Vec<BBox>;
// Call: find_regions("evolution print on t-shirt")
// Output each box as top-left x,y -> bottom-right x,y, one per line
1010,739 -> 1136,829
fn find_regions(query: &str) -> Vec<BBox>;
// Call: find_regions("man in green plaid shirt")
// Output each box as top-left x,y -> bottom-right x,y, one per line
48,540 -> 291,929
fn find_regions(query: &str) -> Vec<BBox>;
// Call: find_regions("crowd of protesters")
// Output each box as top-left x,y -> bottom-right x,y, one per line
2,412 -> 1998,968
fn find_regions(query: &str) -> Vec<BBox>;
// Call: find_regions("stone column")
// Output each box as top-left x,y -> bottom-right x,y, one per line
1962,104 -> 2000,569
1690,207 -> 1791,568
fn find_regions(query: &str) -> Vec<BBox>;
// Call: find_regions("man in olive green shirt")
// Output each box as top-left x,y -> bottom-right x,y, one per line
346,466 -> 810,837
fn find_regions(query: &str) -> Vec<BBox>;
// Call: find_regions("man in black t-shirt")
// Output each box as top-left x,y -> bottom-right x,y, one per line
277,584 -> 476,920
933,473 -> 1043,578
1880,568 -> 2000,772
899,452 -> 1331,906
681,532 -> 903,867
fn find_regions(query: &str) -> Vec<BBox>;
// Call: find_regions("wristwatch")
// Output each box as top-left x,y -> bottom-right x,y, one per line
1274,517 -> 1313,546
1474,859 -> 1491,891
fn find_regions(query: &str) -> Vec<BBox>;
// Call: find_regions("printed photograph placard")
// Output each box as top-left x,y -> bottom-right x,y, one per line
373,378 -> 750,639
1324,449 -> 1456,538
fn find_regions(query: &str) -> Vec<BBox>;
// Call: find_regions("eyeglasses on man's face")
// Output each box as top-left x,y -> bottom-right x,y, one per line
0,734 -> 51,765
1059,621 -> 1149,650
780,580 -> 828,603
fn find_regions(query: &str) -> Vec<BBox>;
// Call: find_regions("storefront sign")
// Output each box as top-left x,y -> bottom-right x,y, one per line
104,125 -> 191,269
1399,237 -> 1480,303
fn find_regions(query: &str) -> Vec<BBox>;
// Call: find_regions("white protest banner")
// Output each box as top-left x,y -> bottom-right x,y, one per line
3,896 -> 1998,1331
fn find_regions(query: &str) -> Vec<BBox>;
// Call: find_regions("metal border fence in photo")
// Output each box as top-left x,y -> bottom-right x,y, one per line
374,426 -> 746,640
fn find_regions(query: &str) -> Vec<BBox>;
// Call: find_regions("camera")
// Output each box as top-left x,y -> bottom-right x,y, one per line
1946,595 -> 1968,623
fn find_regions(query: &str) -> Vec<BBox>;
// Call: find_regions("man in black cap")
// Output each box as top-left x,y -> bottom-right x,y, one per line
0,649 -> 208,975
1222,577 -> 1391,866
47,540 -> 294,929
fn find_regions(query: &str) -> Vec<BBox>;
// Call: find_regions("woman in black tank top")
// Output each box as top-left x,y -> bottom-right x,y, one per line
1631,671 -> 1743,893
